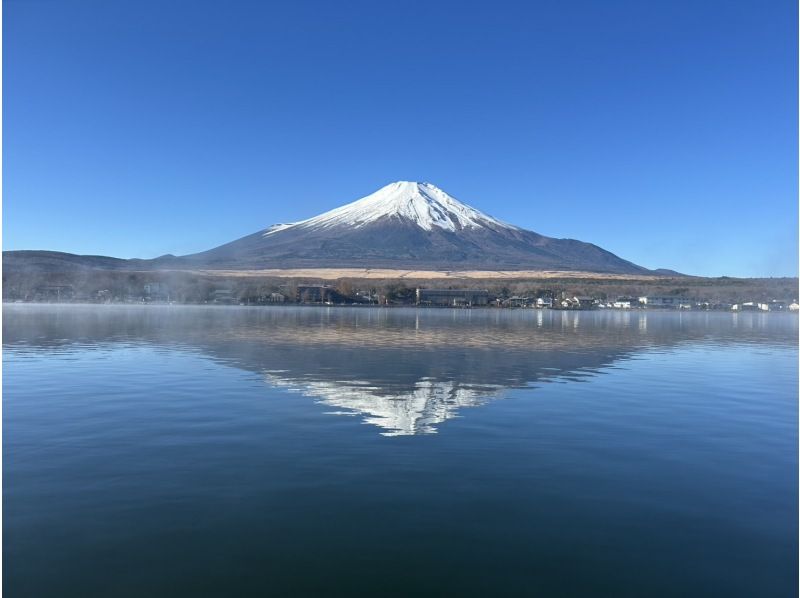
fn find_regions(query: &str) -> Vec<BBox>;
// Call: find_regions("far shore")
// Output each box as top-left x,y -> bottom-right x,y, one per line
5,301 -> 798,314
4,265 -> 795,307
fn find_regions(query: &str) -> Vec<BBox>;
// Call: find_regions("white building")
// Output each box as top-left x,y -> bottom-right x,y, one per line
732,302 -> 770,311
639,296 -> 691,309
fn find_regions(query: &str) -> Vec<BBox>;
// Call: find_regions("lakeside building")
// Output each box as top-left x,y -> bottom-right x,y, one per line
768,300 -> 789,311
416,288 -> 490,307
698,301 -> 734,310
558,296 -> 596,309
639,296 -> 691,309
732,302 -> 770,312
502,296 -> 534,308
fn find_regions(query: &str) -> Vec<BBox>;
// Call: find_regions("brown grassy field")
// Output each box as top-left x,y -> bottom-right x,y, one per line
188,268 -> 664,281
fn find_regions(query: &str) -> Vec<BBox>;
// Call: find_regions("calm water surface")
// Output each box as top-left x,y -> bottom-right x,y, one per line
4,305 -> 798,597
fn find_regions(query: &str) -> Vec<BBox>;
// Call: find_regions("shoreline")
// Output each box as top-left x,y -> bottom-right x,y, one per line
4,301 -> 796,313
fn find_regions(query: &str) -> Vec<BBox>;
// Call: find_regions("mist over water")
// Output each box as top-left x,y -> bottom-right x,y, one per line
4,305 -> 798,596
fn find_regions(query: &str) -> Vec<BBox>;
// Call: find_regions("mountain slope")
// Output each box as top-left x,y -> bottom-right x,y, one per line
181,181 -> 650,274
4,181 -> 657,275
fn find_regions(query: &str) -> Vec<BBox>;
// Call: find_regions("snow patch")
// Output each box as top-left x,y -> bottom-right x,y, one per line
265,223 -> 294,234
264,181 -> 517,236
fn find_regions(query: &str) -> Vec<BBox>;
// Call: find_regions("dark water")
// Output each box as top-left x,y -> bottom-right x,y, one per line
3,305 -> 798,597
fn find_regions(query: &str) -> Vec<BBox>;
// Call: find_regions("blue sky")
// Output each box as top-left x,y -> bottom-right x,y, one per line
4,0 -> 797,277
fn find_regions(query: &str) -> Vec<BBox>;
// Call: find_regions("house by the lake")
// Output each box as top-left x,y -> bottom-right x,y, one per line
416,288 -> 490,307
639,296 -> 692,309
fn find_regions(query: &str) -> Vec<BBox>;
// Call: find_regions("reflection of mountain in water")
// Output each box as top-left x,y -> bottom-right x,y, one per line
4,305 -> 796,436
265,374 -> 502,436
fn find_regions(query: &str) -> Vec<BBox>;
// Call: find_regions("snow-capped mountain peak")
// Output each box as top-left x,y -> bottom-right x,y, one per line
184,179 -> 650,274
265,181 -> 516,235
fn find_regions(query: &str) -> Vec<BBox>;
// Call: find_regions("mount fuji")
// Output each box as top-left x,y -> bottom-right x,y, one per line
176,181 -> 651,273
6,181 -> 659,274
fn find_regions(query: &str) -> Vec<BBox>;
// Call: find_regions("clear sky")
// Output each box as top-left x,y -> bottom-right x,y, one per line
4,0 -> 797,277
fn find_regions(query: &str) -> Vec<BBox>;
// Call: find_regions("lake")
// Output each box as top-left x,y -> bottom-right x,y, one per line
3,304 -> 798,597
